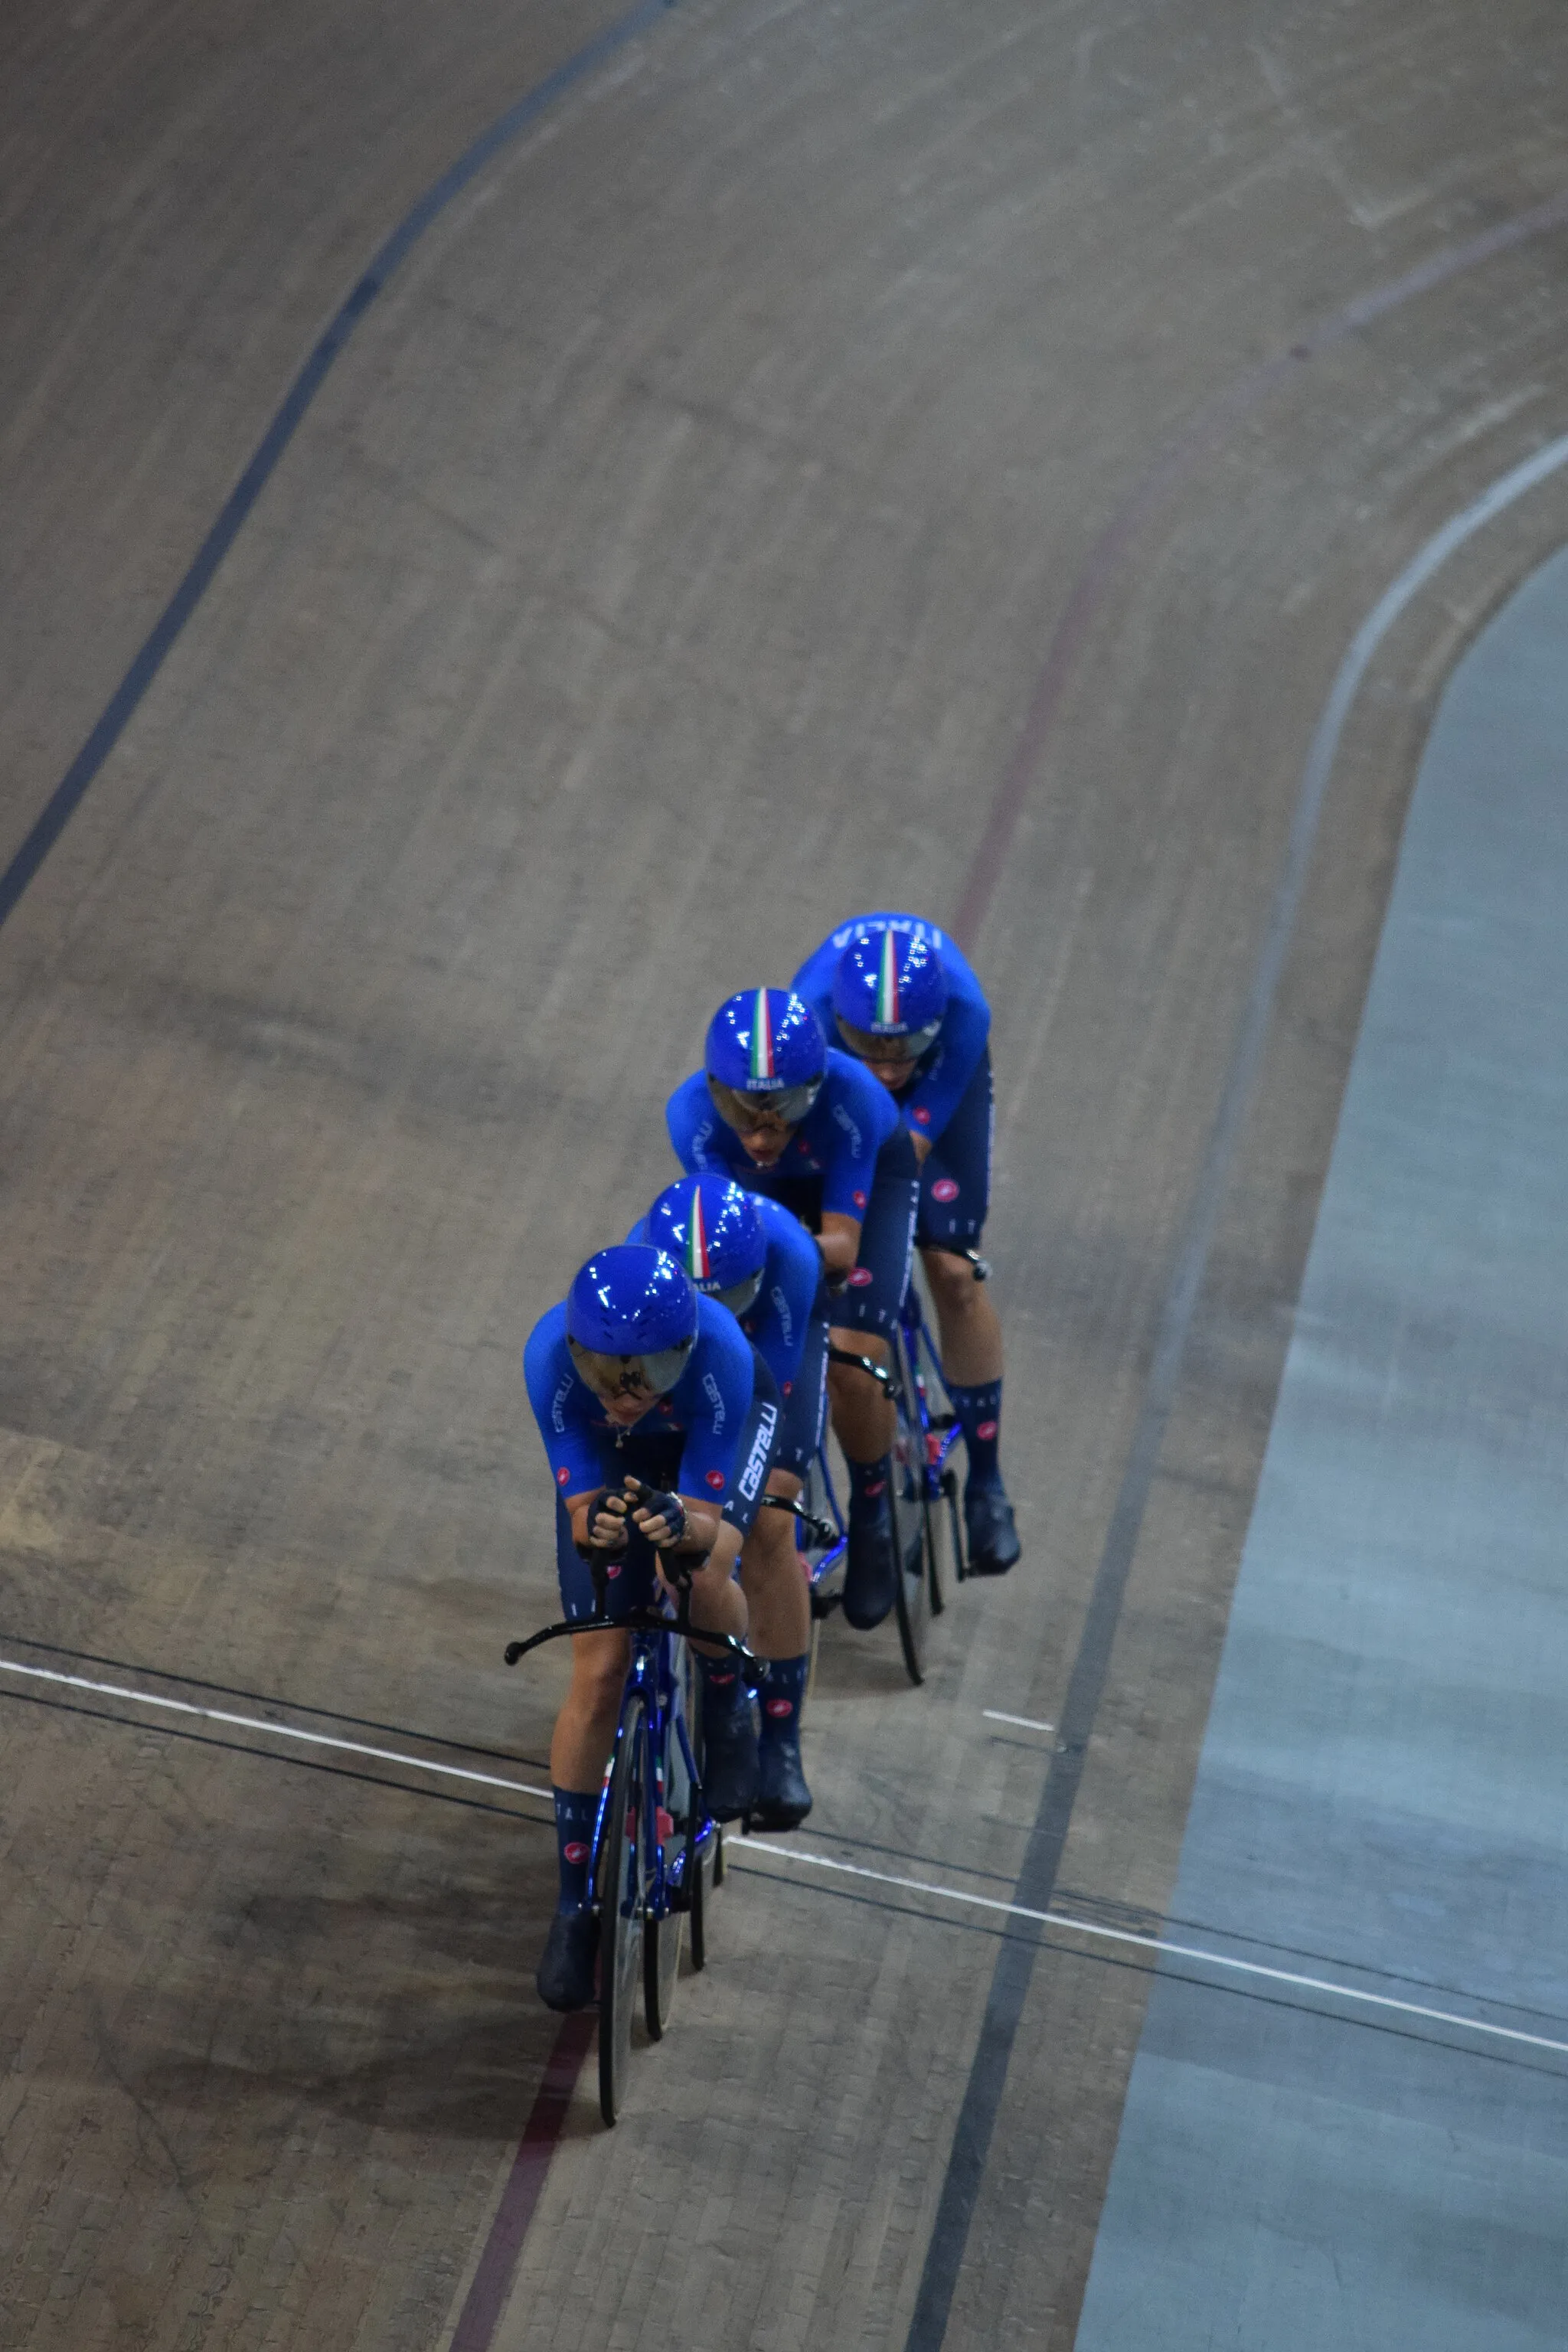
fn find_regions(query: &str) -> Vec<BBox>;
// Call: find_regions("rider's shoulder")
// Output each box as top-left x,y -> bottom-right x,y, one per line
826,907 -> 939,950
522,1299 -> 573,1389
666,1067 -> 710,1122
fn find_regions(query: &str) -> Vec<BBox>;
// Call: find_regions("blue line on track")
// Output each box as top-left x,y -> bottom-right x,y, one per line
1074,523 -> 1568,2352
0,0 -> 678,938
906,425 -> 1568,2352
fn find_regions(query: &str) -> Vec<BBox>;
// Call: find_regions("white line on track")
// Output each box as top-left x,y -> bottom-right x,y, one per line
0,1655 -> 554,1802
13,1648 -> 1566,2060
735,1840 -> 1568,2059
982,1709 -> 1055,1733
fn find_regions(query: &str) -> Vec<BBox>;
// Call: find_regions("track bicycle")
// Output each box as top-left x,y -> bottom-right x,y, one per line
505,1534 -> 763,2125
799,1247 -> 988,1684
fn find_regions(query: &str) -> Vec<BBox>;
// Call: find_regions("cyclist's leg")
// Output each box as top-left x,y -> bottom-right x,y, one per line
687,1367 -> 776,1819
538,1501 -> 645,2010
829,1129 -> 918,1627
916,1050 -> 1018,1573
741,1326 -> 825,1825
740,1315 -> 822,1658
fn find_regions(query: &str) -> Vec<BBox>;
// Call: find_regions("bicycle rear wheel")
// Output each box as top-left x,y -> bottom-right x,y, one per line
596,1695 -> 648,2125
688,1820 -> 720,1969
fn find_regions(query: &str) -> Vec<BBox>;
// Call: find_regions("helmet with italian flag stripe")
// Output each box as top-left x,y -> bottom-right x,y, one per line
645,1174 -> 766,1316
704,988 -> 825,1125
831,923 -> 947,1049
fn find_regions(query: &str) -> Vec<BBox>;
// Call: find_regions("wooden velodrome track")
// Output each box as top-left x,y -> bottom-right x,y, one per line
3,0 -> 1568,2344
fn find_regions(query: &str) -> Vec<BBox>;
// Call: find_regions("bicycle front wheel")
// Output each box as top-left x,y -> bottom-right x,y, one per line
596,1694 -> 649,2126
890,1426 -> 931,1687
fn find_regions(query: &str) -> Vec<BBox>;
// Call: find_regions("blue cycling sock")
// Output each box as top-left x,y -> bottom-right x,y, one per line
694,1648 -> 749,1716
949,1378 -> 1004,1491
758,1654 -> 808,1748
847,1454 -> 890,1522
552,1785 -> 597,1914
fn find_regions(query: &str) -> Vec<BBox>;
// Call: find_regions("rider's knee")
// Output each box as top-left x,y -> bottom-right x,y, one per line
923,1248 -> 975,1313
573,1648 -> 629,1715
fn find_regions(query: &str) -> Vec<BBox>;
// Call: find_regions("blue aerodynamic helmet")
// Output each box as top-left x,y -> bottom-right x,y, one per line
645,1174 -> 766,1317
704,988 -> 825,1126
832,927 -> 948,1055
566,1244 -> 698,1393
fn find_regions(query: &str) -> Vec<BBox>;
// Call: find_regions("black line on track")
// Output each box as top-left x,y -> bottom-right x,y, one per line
0,1628 -> 550,1770
0,1684 -> 550,1823
0,0 -> 681,937
787,1821 -> 1018,1885
11,1642 -> 1553,2032
15,1679 -> 1563,2091
748,1863 -> 1568,2083
906,674 -> 1342,2348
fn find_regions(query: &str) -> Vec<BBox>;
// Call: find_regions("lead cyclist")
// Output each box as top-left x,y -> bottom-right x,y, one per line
521,1244 -> 779,2010
792,913 -> 1020,1576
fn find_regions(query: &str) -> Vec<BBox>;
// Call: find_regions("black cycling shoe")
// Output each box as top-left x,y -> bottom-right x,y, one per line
843,1502 -> 900,1629
536,1906 -> 599,2012
965,1485 -> 1021,1576
701,1700 -> 761,1821
750,1736 -> 813,1831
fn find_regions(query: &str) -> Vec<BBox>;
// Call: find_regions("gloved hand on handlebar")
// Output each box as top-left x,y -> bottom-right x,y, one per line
623,1477 -> 688,1548
574,1486 -> 630,1557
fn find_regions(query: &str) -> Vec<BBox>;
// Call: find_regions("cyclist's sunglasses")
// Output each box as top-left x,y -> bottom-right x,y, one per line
707,1076 -> 822,1132
567,1334 -> 695,1400
835,1015 -> 942,1064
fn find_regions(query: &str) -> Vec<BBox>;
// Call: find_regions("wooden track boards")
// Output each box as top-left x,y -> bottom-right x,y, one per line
3,0 -> 1568,2344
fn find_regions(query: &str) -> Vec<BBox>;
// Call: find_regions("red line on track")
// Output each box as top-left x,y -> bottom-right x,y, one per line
449,2014 -> 596,2351
949,185 -> 1568,951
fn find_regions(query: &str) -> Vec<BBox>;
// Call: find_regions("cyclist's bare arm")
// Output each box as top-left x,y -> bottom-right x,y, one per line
818,1210 -> 863,1276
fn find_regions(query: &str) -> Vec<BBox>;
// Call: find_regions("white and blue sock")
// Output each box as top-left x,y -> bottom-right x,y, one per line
551,1785 -> 597,1914
759,1654 -> 808,1749
949,1378 -> 1004,1493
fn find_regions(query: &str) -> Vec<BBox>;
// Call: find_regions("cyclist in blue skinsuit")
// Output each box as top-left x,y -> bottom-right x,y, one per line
667,988 -> 919,1631
793,913 -> 1019,1575
629,1175 -> 823,1830
523,1244 -> 779,2011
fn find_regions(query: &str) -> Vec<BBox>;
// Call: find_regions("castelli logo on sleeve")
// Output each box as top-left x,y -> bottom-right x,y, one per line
932,1177 -> 959,1201
914,1106 -> 932,1123
606,1560 -> 622,1578
707,1468 -> 726,1489
782,1379 -> 793,1395
977,1419 -> 998,1440
853,1189 -> 867,1208
848,1266 -> 873,1286
764,1697 -> 795,1718
563,1841 -> 590,1865
555,1465 -> 571,1485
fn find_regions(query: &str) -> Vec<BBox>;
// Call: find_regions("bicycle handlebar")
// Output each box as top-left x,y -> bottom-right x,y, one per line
504,1606 -> 764,1683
